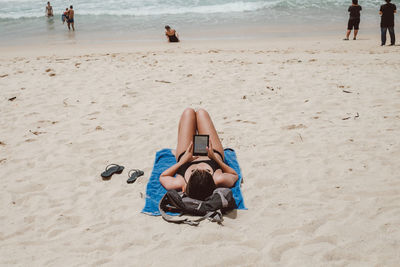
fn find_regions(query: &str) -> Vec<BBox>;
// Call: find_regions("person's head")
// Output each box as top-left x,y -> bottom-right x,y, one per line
47,2 -> 50,5
385,0 -> 391,3
65,8 -> 68,11
165,25 -> 171,31
70,5 -> 73,9
185,169 -> 216,201
352,0 -> 358,5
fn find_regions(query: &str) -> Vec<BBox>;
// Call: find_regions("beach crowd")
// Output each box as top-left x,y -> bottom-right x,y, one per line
45,2 -> 74,31
44,0 -> 396,45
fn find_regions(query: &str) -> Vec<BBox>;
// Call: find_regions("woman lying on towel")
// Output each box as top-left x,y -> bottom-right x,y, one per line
160,108 -> 238,201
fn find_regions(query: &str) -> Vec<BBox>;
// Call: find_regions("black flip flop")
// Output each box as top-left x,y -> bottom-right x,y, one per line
101,164 -> 124,179
127,169 -> 144,184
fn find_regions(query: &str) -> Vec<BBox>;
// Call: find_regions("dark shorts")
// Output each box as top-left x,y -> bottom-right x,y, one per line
348,18 -> 360,30
68,18 -> 74,23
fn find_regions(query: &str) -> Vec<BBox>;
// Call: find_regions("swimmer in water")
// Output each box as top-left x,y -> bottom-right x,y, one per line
45,2 -> 53,17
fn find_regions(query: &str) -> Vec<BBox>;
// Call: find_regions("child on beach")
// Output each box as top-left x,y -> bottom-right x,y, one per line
62,8 -> 68,24
165,25 -> 179,42
344,0 -> 362,40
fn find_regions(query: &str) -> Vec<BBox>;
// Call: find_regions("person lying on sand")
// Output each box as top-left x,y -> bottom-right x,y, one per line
165,25 -> 179,42
160,108 -> 238,200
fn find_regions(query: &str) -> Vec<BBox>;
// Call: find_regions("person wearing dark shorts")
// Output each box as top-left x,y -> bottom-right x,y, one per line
67,5 -> 75,31
344,0 -> 362,40
379,0 -> 397,46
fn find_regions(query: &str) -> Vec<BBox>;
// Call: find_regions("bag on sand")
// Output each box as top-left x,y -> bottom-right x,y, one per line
159,188 -> 236,226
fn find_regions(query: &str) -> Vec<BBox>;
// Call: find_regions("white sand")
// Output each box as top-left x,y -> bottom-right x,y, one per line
1,36 -> 400,266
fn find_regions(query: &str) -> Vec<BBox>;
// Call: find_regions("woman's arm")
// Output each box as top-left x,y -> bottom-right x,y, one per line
160,175 -> 184,190
160,162 -> 185,190
207,142 -> 238,187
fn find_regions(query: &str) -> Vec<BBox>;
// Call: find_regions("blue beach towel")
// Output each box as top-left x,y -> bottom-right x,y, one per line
142,148 -> 246,216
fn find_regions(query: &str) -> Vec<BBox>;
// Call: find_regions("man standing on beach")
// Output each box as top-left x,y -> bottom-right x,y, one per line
379,0 -> 397,46
67,5 -> 75,31
45,2 -> 53,17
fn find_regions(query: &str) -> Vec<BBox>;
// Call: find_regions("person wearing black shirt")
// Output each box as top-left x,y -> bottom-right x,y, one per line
344,0 -> 362,40
379,0 -> 397,45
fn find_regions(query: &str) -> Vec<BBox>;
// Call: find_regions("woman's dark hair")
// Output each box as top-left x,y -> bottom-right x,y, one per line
352,0 -> 358,5
186,170 -> 216,201
385,0 -> 391,3
165,25 -> 171,30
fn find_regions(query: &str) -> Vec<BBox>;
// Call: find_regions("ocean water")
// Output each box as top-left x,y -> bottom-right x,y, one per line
0,0 -> 394,44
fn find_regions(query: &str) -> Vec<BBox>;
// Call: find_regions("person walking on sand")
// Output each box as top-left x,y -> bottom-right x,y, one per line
45,2 -> 53,17
67,5 -> 75,31
379,0 -> 397,46
165,25 -> 179,42
344,0 -> 362,40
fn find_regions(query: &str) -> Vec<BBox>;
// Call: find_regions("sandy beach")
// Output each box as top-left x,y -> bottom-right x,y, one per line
1,36 -> 400,266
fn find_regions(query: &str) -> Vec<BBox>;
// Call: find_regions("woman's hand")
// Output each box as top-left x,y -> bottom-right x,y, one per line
206,140 -> 217,160
178,142 -> 198,163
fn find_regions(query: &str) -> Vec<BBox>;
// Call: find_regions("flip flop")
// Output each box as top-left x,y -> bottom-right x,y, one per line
101,164 -> 124,179
127,169 -> 144,184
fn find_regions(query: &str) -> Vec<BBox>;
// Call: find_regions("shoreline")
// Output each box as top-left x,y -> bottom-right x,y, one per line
0,13 -> 388,48
0,24 -> 389,55
0,32 -> 395,58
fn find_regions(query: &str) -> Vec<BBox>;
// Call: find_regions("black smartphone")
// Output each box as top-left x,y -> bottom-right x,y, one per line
193,135 -> 209,156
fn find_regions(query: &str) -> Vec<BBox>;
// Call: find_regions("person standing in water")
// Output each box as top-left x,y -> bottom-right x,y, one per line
45,2 -> 53,17
165,25 -> 179,42
62,8 -> 68,24
379,0 -> 397,46
344,0 -> 362,40
67,5 -> 75,31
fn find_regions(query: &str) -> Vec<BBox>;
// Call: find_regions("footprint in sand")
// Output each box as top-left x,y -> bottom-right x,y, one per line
269,241 -> 299,262
282,124 -> 307,130
29,130 -> 46,136
305,235 -> 337,246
